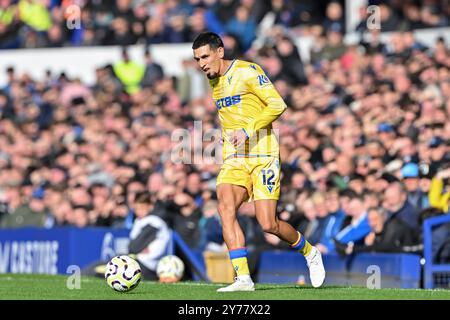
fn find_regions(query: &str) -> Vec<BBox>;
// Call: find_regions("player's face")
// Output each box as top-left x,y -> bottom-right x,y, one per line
193,44 -> 224,79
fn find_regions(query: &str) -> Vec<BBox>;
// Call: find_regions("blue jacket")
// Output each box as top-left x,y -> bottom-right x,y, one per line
388,200 -> 420,231
320,208 -> 347,252
335,212 -> 371,245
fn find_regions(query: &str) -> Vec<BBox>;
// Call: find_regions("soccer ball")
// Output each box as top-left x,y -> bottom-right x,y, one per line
156,255 -> 184,283
105,255 -> 142,292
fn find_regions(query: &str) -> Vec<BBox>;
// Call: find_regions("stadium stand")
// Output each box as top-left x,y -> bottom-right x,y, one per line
0,0 -> 449,288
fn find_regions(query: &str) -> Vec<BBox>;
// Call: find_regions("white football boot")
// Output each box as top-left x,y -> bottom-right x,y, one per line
305,246 -> 326,288
217,275 -> 255,292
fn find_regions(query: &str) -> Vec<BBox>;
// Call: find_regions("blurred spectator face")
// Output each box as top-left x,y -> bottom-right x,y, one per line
53,200 -> 71,224
398,138 -> 416,158
367,208 -> 384,231
189,9 -> 206,34
349,178 -> 364,195
44,189 -> 63,209
260,54 -> 282,78
186,172 -> 201,195
127,181 -> 145,205
372,54 -> 385,73
302,198 -> 316,221
276,38 -> 295,58
169,14 -> 186,32
405,5 -> 420,22
348,196 -> 365,218
148,173 -> 164,194
90,183 -> 109,198
364,193 -> 379,209
48,25 -> 63,42
336,154 -> 353,177
50,167 -> 67,186
327,30 -> 342,45
29,196 -> 45,212
146,17 -> 164,35
431,144 -> 446,162
117,0 -> 132,11
322,146 -> 337,164
112,204 -> 129,219
134,201 -> 151,219
73,207 -> 89,228
366,140 -> 384,159
203,200 -> 218,218
291,172 -> 306,189
326,2 -> 342,20
236,6 -> 250,22
69,187 -> 91,207
113,17 -> 130,35
383,183 -> 407,212
4,187 -> 21,210
312,192 -> 328,218
379,4 -> 391,22
325,189 -> 340,213
404,176 -> 419,192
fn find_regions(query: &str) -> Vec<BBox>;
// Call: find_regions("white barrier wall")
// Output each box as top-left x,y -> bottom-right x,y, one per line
0,43 -> 193,86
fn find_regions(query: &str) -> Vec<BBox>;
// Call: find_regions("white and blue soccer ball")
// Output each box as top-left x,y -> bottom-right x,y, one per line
156,255 -> 184,282
105,255 -> 142,292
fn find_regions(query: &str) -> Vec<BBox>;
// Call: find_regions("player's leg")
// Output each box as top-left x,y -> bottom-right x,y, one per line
254,199 -> 325,288
216,183 -> 254,292
254,199 -> 304,245
252,157 -> 325,287
217,183 -> 248,250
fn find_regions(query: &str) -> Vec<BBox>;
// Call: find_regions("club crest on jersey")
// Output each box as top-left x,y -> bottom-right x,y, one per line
257,74 -> 270,87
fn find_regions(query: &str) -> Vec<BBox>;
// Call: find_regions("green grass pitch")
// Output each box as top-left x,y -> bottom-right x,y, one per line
0,274 -> 449,300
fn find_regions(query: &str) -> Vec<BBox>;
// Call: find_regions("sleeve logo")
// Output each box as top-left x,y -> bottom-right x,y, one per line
257,74 -> 270,87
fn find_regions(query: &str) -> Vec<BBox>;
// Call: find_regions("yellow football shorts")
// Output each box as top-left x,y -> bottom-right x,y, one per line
216,156 -> 281,201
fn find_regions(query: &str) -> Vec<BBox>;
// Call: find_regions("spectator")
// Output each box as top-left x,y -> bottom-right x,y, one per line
401,163 -> 428,210
429,166 -> 450,213
1,186 -> 47,228
113,47 -> 145,94
323,1 -> 345,34
383,181 -> 421,233
334,190 -> 371,246
316,188 -> 346,254
128,191 -> 171,280
336,207 -> 415,255
225,5 -> 256,52
141,48 -> 164,88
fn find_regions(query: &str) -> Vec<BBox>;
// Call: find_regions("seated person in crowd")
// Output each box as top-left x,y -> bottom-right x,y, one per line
336,206 -> 415,255
333,190 -> 371,247
82,192 -> 171,280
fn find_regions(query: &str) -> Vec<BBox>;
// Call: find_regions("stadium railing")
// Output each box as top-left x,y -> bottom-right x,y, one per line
423,214 -> 450,289
257,251 -> 422,288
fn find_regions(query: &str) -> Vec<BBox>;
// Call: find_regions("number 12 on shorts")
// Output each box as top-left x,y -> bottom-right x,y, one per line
261,169 -> 275,194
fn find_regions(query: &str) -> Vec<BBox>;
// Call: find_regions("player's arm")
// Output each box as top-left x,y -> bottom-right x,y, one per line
242,65 -> 287,139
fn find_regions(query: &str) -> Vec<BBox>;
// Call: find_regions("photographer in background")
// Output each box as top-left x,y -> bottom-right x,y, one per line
83,192 -> 171,280
127,192 -> 171,280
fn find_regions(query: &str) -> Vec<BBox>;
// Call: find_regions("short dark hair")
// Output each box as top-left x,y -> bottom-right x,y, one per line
134,191 -> 152,204
192,32 -> 224,50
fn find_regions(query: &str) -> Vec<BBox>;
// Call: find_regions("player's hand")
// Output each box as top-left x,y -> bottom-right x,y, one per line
229,129 -> 248,148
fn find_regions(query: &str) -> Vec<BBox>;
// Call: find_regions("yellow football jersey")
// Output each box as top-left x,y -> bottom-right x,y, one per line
209,59 -> 287,160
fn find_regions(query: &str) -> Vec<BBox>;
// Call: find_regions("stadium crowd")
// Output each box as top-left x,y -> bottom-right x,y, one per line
0,1 -> 449,266
0,0 -> 449,50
